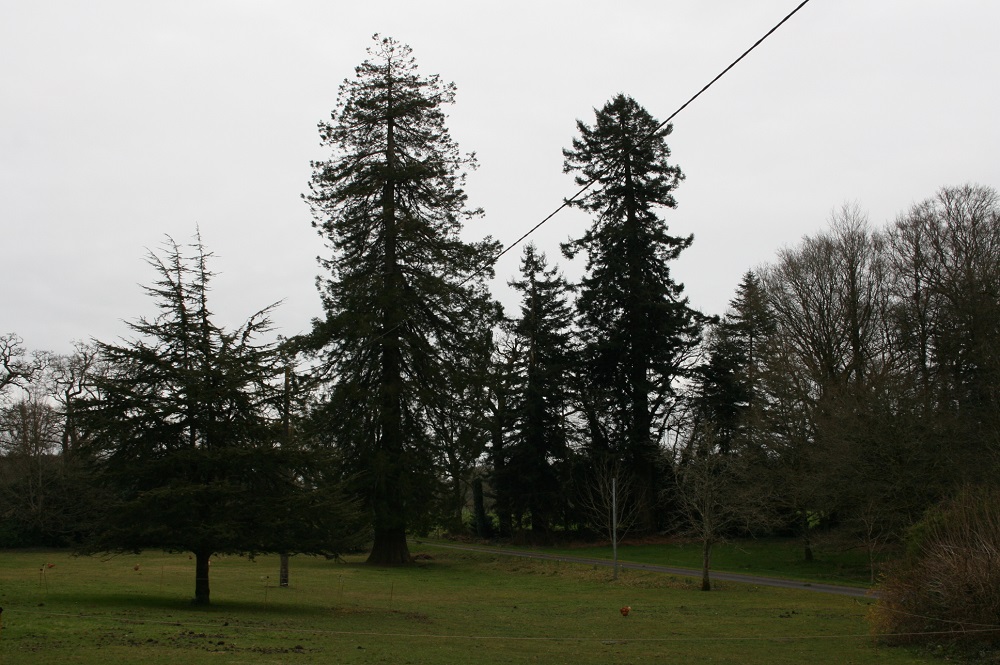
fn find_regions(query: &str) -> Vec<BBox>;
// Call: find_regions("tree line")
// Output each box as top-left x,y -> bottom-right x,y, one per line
3,36 -> 999,616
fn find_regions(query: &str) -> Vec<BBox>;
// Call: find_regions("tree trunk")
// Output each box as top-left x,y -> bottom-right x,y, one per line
489,383 -> 513,539
452,472 -> 465,532
498,508 -> 512,539
367,439 -> 410,565
623,151 -> 659,534
801,512 -> 814,562
367,93 -> 410,569
367,526 -> 410,565
473,477 -> 491,538
193,549 -> 211,605
280,368 -> 291,588
612,475 -> 619,581
529,499 -> 549,536
279,553 -> 289,587
701,538 -> 712,591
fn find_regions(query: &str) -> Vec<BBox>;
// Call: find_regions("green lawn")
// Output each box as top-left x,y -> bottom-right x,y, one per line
0,547 -> 928,664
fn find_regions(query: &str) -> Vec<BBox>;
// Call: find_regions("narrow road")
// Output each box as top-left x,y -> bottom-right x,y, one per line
412,541 -> 876,599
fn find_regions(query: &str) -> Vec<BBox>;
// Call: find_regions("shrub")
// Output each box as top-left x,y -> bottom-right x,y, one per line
869,485 -> 1000,645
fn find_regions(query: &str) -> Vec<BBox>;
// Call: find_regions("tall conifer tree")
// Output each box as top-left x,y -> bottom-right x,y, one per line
695,271 -> 775,454
503,244 -> 575,534
562,94 -> 705,529
304,36 -> 499,564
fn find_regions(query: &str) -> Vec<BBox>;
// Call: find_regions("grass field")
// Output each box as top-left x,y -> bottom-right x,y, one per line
0,546 -> 931,664
524,536 -> 883,587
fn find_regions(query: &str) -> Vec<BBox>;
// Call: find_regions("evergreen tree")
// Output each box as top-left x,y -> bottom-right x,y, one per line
485,322 -> 522,538
695,328 -> 745,455
696,271 -> 775,454
304,36 -> 499,564
77,237 -> 363,604
503,244 -> 575,534
562,94 -> 705,530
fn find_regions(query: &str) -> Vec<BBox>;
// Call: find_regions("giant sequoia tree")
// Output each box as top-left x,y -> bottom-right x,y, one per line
78,237 -> 362,604
562,94 -> 705,529
305,36 -> 499,564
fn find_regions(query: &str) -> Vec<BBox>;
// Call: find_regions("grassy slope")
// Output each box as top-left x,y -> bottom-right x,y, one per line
0,548 -> 927,665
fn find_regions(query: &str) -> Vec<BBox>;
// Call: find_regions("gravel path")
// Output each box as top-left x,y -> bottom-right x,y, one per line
413,540 -> 877,599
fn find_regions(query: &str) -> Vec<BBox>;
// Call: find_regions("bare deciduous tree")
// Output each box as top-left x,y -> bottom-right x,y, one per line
0,388 -> 66,540
674,420 -> 774,591
0,333 -> 45,401
579,459 -> 641,579
48,342 -> 102,456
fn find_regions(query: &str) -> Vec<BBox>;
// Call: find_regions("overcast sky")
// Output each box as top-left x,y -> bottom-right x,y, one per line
4,1 -> 999,355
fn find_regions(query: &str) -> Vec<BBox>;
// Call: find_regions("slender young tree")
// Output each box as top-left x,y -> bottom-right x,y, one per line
562,94 -> 705,530
304,36 -> 499,564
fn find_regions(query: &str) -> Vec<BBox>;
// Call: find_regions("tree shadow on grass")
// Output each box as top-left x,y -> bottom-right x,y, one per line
47,591 -> 337,618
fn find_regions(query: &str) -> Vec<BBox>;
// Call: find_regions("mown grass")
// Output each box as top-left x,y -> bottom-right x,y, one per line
0,547 -> 929,664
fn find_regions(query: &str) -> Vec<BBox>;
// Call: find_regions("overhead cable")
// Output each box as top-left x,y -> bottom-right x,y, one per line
463,0 -> 815,284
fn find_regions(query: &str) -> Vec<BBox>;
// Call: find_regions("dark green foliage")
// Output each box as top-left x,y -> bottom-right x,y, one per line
485,324 -> 521,539
500,244 -> 576,534
694,333 -> 745,455
77,237 -> 364,604
304,35 -> 499,564
562,94 -> 705,530
695,271 -> 775,455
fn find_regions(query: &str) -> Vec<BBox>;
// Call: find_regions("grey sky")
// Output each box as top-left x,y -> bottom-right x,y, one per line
3,1 -> 999,354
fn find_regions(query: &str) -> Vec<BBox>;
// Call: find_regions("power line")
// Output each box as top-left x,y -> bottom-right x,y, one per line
463,0 -> 815,285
